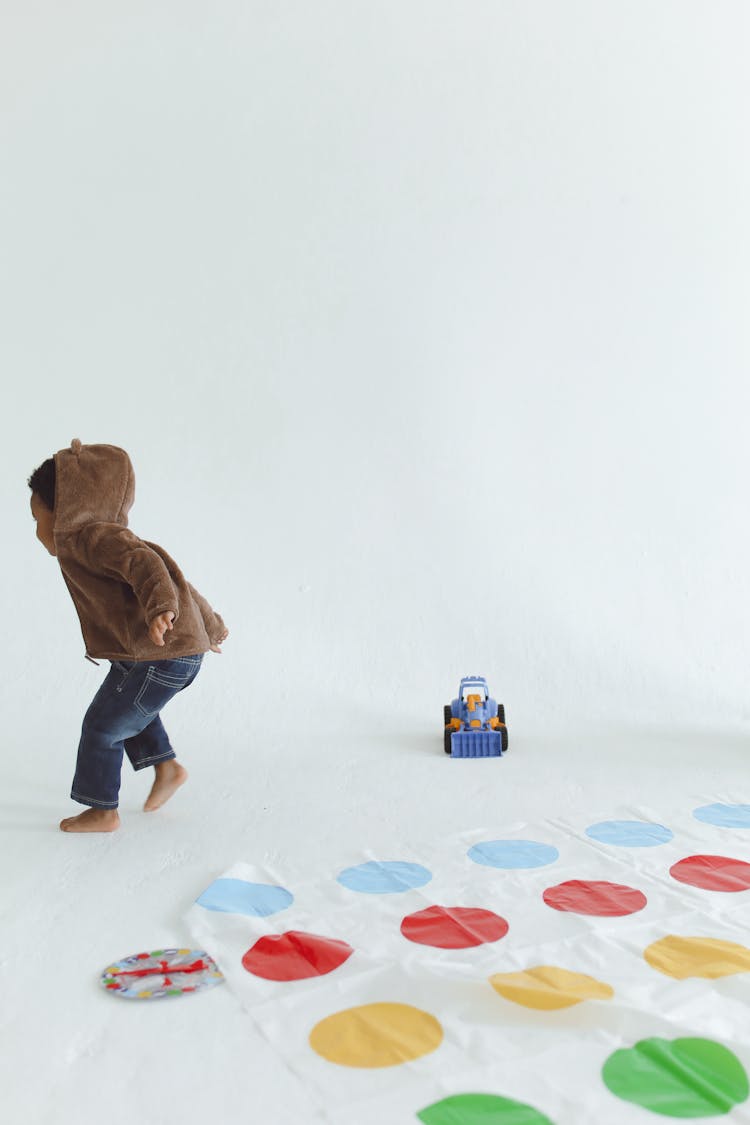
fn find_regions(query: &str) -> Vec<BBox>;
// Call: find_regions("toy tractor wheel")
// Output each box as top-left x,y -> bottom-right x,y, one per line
501,727 -> 509,752
496,704 -> 505,724
444,728 -> 453,755
444,705 -> 452,726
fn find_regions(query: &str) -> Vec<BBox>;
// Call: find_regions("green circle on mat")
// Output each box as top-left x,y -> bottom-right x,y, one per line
417,1092 -> 555,1125
602,1037 -> 749,1117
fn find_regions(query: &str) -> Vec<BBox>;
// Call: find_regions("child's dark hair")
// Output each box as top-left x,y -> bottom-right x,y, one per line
28,458 -> 56,511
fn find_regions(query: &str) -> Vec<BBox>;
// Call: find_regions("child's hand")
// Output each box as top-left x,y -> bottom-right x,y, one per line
210,626 -> 229,654
149,611 -> 175,646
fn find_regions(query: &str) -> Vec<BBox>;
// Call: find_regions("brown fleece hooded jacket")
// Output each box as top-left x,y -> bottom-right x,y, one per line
53,439 -> 226,661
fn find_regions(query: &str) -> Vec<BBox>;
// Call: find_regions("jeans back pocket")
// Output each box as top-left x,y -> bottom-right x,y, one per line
134,661 -> 199,718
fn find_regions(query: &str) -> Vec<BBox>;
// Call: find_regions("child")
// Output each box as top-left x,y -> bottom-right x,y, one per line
28,439 -> 228,834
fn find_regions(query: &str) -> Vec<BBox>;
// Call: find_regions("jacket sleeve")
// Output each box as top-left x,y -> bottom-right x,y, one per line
187,582 -> 226,645
80,526 -> 179,625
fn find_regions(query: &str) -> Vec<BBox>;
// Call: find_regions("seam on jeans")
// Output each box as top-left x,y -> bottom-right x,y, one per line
134,669 -> 159,716
71,790 -> 119,809
135,675 -> 150,716
148,666 -> 189,688
114,661 -> 136,694
150,672 -> 187,687
132,752 -> 176,771
134,664 -> 195,717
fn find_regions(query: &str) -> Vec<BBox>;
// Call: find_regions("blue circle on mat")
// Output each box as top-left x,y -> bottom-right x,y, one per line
196,878 -> 293,916
693,803 -> 750,829
585,820 -> 673,847
336,861 -> 432,894
467,840 -> 559,869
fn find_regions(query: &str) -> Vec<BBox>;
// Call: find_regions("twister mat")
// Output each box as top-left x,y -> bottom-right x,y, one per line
185,803 -> 750,1124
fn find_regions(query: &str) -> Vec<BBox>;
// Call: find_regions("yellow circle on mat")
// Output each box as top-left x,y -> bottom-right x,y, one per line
309,1002 -> 443,1067
644,935 -> 750,980
488,965 -> 614,1010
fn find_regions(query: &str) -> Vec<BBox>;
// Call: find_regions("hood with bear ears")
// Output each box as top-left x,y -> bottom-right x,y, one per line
44,438 -> 226,660
53,439 -> 135,536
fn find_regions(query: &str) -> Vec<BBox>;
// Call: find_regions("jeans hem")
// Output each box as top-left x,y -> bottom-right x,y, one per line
71,790 -> 119,809
132,750 -> 176,772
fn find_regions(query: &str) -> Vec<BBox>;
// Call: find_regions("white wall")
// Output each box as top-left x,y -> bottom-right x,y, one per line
3,0 -> 749,737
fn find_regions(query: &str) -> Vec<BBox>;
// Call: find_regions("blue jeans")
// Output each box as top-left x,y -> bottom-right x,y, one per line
71,655 -> 203,808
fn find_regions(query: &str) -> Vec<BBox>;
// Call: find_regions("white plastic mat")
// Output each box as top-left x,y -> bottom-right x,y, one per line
185,804 -> 750,1124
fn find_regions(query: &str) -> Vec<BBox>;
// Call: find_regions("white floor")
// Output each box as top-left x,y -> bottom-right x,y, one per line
3,707 -> 749,1124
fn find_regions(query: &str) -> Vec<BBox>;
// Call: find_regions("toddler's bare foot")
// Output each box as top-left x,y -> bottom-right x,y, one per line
144,760 -> 188,811
60,808 -> 120,833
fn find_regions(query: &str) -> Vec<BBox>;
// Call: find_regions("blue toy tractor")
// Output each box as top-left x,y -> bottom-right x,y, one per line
444,676 -> 508,757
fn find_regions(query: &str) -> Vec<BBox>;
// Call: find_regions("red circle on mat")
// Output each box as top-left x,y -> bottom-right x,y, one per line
669,854 -> 750,892
241,931 -> 353,981
542,879 -> 647,917
400,905 -> 509,949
